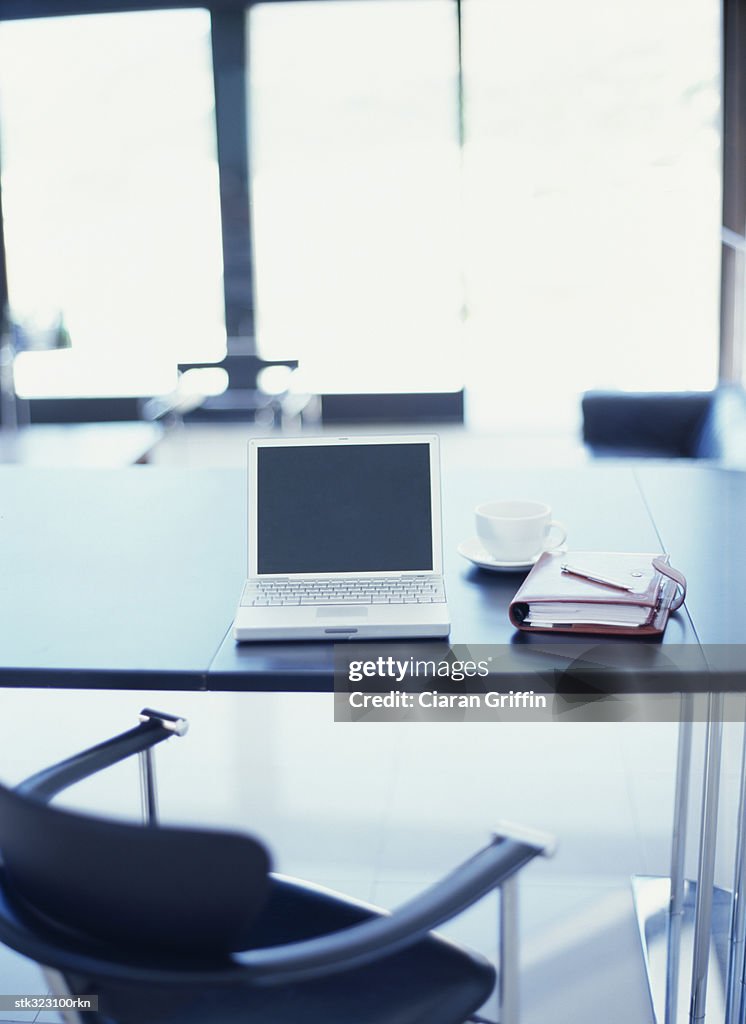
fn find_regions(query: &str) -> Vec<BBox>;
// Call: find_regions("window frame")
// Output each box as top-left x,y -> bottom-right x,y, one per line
720,0 -> 746,384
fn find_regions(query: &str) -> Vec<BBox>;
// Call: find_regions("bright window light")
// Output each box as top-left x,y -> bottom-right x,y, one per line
0,10 -> 226,399
249,0 -> 462,395
178,366 -> 229,398
462,0 -> 721,429
249,0 -> 719,426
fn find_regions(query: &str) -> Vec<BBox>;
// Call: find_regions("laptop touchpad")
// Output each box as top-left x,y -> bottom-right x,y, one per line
315,606 -> 369,618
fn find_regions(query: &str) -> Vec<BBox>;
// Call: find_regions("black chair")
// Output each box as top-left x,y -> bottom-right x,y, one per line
581,386 -> 746,463
0,709 -> 553,1024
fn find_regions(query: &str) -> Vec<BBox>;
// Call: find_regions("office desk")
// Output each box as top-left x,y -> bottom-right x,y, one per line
636,465 -> 746,647
0,468 -> 241,687
0,461 -> 731,691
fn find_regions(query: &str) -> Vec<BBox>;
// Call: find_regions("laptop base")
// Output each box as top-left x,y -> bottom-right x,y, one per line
232,600 -> 450,642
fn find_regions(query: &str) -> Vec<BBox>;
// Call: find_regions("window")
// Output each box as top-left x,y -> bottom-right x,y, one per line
461,0 -> 721,429
0,0 -> 727,424
0,9 -> 224,398
249,0 -> 462,395
247,0 -> 721,425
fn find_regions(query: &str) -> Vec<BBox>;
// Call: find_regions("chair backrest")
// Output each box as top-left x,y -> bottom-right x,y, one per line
0,782 -> 271,956
581,390 -> 714,457
692,385 -> 746,464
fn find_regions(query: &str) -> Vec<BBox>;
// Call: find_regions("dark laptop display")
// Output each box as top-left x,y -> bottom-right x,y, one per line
256,442 -> 433,574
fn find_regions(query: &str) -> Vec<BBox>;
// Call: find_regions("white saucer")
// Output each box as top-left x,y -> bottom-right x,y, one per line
457,537 -> 551,572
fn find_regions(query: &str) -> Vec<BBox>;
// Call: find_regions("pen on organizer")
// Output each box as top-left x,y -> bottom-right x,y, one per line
560,564 -> 635,592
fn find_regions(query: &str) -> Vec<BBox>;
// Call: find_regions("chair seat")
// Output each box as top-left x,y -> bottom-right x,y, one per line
92,939 -> 495,1024
0,875 -> 496,1024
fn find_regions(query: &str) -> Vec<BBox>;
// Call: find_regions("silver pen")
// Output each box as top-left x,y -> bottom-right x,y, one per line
560,564 -> 636,592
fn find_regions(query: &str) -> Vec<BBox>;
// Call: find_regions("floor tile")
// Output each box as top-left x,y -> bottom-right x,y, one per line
520,883 -> 654,1024
0,947 -> 48,1022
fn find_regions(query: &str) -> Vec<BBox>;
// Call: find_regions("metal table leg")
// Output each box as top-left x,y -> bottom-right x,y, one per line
634,692 -> 732,1024
690,692 -> 724,1021
666,697 -> 694,1024
725,702 -> 746,1024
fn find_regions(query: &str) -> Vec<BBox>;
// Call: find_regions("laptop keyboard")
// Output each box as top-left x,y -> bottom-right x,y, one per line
241,577 -> 446,606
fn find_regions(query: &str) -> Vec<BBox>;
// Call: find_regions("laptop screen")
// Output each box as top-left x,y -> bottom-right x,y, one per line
256,442 -> 433,574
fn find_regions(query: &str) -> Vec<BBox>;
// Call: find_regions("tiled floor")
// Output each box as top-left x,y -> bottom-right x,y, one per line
1,686 -> 735,1024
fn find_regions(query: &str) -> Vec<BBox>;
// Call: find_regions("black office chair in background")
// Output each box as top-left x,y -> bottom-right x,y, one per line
0,710 -> 553,1024
581,385 -> 746,464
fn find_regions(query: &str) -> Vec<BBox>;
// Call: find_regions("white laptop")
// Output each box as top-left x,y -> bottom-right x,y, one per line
232,434 -> 450,641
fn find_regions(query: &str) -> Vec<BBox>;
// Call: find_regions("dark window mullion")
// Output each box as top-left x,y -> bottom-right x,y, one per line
0,163 -> 9,427
720,0 -> 746,382
210,5 -> 255,353
0,168 -> 8,324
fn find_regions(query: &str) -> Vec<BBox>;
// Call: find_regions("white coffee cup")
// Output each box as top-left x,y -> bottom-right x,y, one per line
475,500 -> 567,562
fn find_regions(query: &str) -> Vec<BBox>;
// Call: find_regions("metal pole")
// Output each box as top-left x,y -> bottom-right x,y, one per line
667,694 -> 694,1024
499,876 -> 520,1024
135,708 -> 188,826
725,704 -> 746,1024
138,747 -> 159,826
690,692 -> 725,1022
